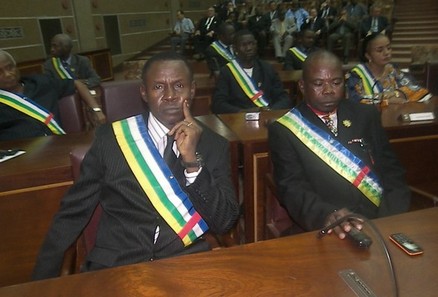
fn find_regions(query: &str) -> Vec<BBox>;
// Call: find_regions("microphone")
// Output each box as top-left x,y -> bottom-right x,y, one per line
317,213 -> 400,297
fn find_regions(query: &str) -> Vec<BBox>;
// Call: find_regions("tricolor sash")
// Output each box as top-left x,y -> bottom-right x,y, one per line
112,115 -> 208,246
277,108 -> 382,207
289,47 -> 307,62
0,89 -> 65,135
210,41 -> 235,62
51,57 -> 75,80
226,60 -> 269,107
350,64 -> 383,97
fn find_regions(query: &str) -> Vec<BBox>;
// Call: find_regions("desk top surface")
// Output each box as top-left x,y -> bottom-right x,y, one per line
0,132 -> 94,192
0,207 -> 436,296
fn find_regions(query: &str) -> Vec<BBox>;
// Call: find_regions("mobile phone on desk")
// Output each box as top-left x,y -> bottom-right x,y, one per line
389,233 -> 424,256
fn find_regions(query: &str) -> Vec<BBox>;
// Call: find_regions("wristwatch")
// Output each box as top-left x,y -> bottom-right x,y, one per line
181,152 -> 204,168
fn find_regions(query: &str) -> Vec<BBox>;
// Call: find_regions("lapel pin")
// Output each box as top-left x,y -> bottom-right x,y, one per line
343,119 -> 352,127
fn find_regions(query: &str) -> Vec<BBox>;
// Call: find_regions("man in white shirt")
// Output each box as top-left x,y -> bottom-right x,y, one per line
170,10 -> 195,55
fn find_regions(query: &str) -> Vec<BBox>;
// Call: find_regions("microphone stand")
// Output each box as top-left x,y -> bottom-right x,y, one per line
317,213 -> 399,297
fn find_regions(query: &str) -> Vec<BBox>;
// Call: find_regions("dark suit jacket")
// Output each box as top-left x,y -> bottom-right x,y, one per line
301,16 -> 325,32
360,16 -> 391,37
196,16 -> 220,36
247,14 -> 271,34
211,59 -> 292,113
33,113 -> 239,280
43,54 -> 101,88
205,43 -> 233,76
268,100 -> 411,231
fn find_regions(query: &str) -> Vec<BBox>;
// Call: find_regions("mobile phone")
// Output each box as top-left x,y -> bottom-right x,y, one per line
389,233 -> 424,256
346,227 -> 373,248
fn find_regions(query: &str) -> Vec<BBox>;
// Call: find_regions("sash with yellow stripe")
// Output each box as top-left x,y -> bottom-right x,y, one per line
51,57 -> 75,80
0,89 -> 66,135
210,41 -> 235,62
226,60 -> 269,107
277,108 -> 382,207
289,47 -> 307,62
350,64 -> 383,97
112,115 -> 208,246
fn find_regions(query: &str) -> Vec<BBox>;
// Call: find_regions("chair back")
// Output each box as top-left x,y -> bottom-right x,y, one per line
100,79 -> 147,122
59,93 -> 86,133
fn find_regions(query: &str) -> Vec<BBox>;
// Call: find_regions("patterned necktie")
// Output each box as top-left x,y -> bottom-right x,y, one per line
322,115 -> 338,136
163,134 -> 177,168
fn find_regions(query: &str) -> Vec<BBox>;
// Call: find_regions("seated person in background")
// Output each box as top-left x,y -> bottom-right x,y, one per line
192,6 -> 221,60
301,8 -> 326,45
32,51 -> 239,280
285,0 -> 309,33
170,10 -> 195,55
0,49 -> 105,141
346,33 -> 432,104
270,10 -> 296,63
318,0 -> 337,27
247,4 -> 271,57
268,50 -> 411,237
43,34 -> 101,89
284,29 -> 319,71
211,30 -> 292,114
327,8 -> 357,64
205,22 -> 236,79
359,4 -> 391,38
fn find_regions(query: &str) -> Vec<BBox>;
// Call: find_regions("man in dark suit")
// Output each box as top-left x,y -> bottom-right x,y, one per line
33,51 -> 239,280
211,30 -> 292,114
327,8 -> 357,64
205,22 -> 236,79
43,34 -> 101,88
283,29 -> 319,71
247,4 -> 271,57
360,4 -> 391,38
192,6 -> 221,60
269,50 -> 410,237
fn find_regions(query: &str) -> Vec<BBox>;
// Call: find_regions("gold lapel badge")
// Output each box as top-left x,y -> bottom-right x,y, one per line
343,120 -> 352,127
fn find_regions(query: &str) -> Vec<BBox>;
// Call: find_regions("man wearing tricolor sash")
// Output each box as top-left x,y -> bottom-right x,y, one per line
0,50 -> 105,141
268,50 -> 410,238
283,29 -> 319,71
205,23 -> 236,79
33,52 -> 239,280
212,30 -> 292,113
43,34 -> 101,88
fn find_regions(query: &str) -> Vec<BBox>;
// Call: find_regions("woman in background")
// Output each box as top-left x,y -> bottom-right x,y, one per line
346,33 -> 431,104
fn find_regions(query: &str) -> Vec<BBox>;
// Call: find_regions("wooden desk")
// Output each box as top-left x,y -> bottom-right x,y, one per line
218,110 -> 288,243
0,133 -> 94,287
0,208 -> 436,296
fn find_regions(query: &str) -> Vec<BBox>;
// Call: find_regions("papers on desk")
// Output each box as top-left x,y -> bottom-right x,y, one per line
0,149 -> 26,163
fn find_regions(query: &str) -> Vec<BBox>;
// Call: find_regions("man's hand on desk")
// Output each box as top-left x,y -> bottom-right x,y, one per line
323,208 -> 363,239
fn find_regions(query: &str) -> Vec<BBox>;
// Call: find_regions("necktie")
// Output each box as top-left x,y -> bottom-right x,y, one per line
206,17 -> 213,30
163,134 -> 177,168
322,115 -> 338,136
371,17 -> 378,32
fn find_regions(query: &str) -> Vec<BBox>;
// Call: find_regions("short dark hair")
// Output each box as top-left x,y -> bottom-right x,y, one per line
217,22 -> 235,36
302,50 -> 342,80
141,51 -> 193,81
233,29 -> 254,45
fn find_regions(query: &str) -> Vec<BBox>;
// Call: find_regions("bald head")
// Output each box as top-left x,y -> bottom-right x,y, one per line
0,49 -> 16,66
0,50 -> 20,91
50,34 -> 73,59
302,50 -> 342,80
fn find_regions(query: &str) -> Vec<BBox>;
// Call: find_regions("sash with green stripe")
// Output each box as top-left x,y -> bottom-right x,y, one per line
112,115 -> 208,246
277,108 -> 382,207
51,57 -> 75,80
211,41 -> 235,62
351,64 -> 383,96
0,89 -> 65,135
289,47 -> 307,62
226,60 -> 269,107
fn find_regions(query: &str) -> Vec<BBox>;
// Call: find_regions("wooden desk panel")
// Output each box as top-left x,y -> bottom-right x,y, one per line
0,208 -> 436,296
0,133 -> 94,193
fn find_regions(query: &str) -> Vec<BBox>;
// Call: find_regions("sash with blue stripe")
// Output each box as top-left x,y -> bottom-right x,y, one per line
210,41 -> 235,62
277,108 -> 382,207
51,57 -> 75,80
0,89 -> 65,135
289,47 -> 307,62
112,115 -> 208,246
350,64 -> 383,97
226,60 -> 269,107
